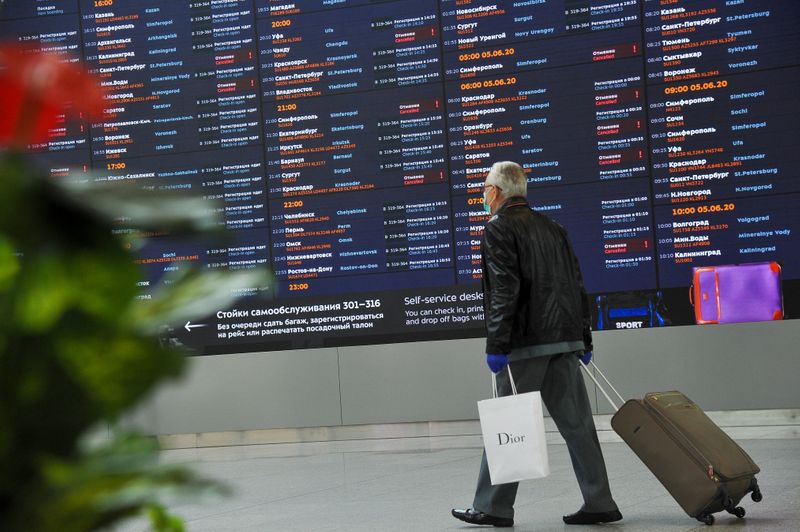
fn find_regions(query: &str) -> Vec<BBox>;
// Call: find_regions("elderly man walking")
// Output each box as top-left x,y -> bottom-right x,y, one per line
452,161 -> 622,527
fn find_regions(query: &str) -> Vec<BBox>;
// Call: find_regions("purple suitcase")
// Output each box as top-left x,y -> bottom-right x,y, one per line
691,262 -> 783,325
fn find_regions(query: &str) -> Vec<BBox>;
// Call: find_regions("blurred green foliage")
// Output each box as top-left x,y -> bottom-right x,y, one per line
0,153 -> 268,531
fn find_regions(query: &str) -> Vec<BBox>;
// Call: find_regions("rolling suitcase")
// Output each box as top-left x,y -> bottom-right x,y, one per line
691,261 -> 783,324
580,362 -> 762,526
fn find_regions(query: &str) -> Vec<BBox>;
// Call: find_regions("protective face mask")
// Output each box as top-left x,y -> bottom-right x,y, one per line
482,190 -> 492,213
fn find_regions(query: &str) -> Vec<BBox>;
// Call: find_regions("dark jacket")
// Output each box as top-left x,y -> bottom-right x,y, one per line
481,196 -> 592,354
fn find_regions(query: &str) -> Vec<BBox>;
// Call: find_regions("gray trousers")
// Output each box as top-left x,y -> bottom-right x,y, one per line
472,352 -> 618,519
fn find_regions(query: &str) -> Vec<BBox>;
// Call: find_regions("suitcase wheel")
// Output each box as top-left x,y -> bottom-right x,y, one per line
727,506 -> 746,519
749,478 -> 763,503
697,513 -> 715,526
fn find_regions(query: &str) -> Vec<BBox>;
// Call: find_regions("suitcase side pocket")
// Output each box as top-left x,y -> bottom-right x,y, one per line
645,392 -> 761,481
692,268 -> 720,324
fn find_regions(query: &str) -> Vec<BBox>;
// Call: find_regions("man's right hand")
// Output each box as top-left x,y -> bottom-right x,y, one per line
486,354 -> 509,374
578,351 -> 593,365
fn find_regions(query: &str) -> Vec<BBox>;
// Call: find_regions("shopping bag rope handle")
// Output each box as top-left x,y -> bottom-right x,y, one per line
491,365 -> 519,398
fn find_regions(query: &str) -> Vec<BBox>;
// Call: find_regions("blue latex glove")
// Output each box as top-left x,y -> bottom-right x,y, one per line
486,353 -> 509,374
578,350 -> 593,365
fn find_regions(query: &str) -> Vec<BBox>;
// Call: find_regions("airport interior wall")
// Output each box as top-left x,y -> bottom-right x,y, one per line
127,319 -> 800,436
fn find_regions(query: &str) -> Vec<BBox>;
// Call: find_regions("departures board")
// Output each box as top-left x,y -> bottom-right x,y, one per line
2,0 -> 798,353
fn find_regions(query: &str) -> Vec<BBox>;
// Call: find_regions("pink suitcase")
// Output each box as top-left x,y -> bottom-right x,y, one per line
691,262 -> 783,325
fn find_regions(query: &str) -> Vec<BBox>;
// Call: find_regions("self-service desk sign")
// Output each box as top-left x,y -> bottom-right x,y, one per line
478,369 -> 549,485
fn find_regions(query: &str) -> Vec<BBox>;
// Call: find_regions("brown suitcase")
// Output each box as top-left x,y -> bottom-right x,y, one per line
581,364 -> 762,525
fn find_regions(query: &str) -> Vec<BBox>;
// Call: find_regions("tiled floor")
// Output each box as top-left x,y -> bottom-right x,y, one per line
114,437 -> 799,531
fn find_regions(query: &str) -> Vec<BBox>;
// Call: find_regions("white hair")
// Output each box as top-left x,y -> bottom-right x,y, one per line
486,161 -> 527,198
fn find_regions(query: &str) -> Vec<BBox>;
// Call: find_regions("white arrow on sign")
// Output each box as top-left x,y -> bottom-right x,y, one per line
185,321 -> 207,332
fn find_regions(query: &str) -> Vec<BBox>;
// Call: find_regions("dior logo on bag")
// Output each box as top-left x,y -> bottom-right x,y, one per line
497,432 -> 526,445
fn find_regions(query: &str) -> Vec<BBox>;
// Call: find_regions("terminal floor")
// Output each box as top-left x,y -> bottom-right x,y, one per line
113,437 -> 799,532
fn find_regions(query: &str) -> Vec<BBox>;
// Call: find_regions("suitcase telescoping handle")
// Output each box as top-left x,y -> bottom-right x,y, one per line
579,360 -> 625,411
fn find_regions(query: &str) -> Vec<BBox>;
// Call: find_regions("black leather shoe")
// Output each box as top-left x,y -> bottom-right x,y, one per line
563,509 -> 622,525
452,507 -> 513,527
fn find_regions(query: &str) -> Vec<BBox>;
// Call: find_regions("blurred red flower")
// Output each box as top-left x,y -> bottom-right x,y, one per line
0,43 -> 105,149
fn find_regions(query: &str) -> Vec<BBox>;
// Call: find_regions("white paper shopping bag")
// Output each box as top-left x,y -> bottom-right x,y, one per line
477,367 -> 549,485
